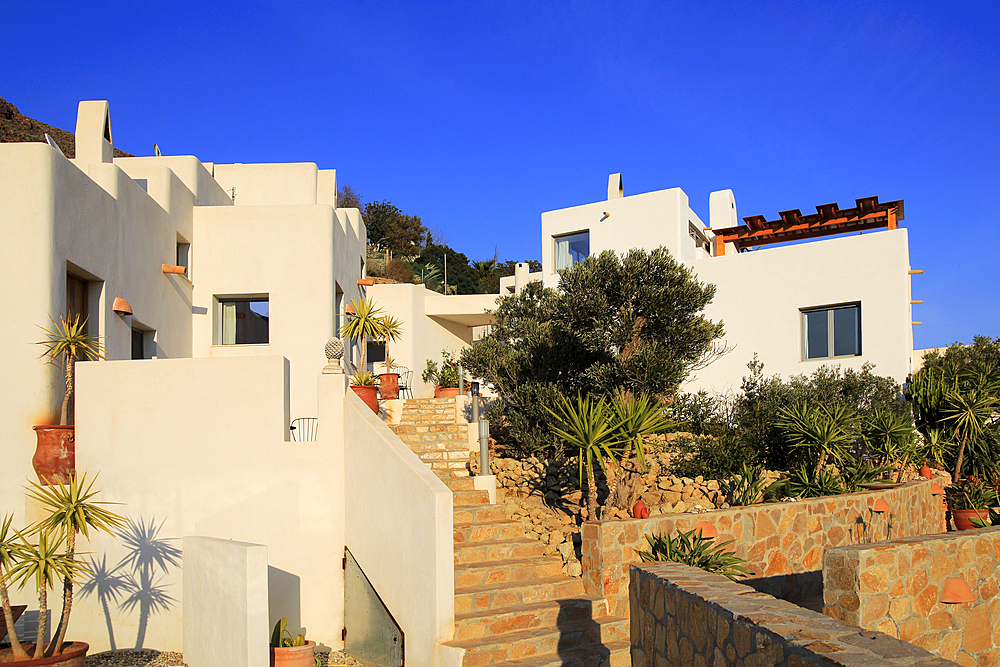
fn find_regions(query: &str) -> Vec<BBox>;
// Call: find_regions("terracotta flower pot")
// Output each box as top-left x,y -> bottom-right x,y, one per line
31,425 -> 75,485
379,373 -> 400,400
952,508 -> 990,530
351,385 -> 379,413
435,386 -> 460,398
919,463 -> 933,479
270,642 -> 316,667
0,642 -> 89,667
632,500 -> 649,519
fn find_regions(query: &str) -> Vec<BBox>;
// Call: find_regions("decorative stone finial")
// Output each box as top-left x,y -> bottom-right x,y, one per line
323,337 -> 345,374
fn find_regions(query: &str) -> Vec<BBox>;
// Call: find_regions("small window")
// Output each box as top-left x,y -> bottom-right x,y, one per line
801,303 -> 860,360
176,239 -> 190,273
366,341 -> 386,371
218,297 -> 269,345
554,231 -> 589,271
689,223 -> 711,254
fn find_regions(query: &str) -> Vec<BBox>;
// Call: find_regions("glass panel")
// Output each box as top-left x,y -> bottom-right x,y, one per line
833,307 -> 859,356
805,310 -> 829,359
131,329 -> 144,360
554,232 -> 589,271
221,300 -> 269,344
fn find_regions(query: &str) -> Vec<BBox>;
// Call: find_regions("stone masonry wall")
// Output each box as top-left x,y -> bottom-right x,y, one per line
823,527 -> 1000,667
631,561 -> 959,667
584,479 -> 946,619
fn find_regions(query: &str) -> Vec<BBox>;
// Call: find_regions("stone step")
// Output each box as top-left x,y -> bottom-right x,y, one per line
404,398 -> 456,404
392,423 -> 466,433
407,442 -> 470,455
445,477 -> 476,491
396,432 -> 468,444
428,461 -> 471,475
454,576 -> 587,613
454,503 -> 507,524
397,413 -> 457,422
453,489 -> 490,506
453,596 -> 611,640
454,538 -> 544,565
414,450 -> 470,463
447,617 -> 629,666
454,519 -> 524,544
455,557 -> 564,588
479,639 -> 631,667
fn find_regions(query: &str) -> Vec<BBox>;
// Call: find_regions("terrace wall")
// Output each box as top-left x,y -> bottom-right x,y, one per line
631,561 -> 958,667
583,479 -> 946,618
823,527 -> 1000,666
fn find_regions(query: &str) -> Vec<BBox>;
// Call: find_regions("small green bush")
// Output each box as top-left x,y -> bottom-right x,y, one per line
669,432 -> 756,479
636,528 -> 752,581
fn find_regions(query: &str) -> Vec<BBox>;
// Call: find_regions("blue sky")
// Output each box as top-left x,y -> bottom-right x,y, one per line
4,0 -> 997,350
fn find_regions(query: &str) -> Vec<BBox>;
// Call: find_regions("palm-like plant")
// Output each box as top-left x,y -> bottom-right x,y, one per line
547,394 -> 626,521
861,408 -> 917,482
776,402 -> 857,476
36,315 -> 105,425
635,529 -> 752,581
339,298 -> 403,373
28,474 -> 125,655
942,365 -> 1000,481
0,515 -> 28,659
605,392 -> 672,514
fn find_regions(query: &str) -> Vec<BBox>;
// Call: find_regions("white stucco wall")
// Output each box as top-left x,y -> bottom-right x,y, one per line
368,284 -> 497,397
214,163 -> 320,207
191,205 -> 364,419
688,228 -> 914,391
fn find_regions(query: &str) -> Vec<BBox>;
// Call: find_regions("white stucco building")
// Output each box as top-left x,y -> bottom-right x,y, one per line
496,172 -> 916,390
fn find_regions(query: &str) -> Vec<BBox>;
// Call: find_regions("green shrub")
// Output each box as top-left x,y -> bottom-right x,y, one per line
636,528 -> 752,581
668,432 -> 757,479
721,462 -> 767,506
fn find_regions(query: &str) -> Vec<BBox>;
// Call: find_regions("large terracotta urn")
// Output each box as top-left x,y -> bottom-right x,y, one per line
1,642 -> 89,667
351,385 -> 379,413
31,425 -> 75,485
270,642 -> 316,667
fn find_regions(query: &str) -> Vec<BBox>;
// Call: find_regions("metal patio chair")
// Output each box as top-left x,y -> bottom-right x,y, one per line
290,417 -> 319,442
396,367 -> 414,400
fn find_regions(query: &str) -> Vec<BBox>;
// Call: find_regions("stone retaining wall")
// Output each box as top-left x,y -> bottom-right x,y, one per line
631,561 -> 958,667
584,479 -> 946,618
823,527 -> 1000,666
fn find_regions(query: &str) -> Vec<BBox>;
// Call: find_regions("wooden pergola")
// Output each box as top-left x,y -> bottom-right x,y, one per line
710,196 -> 904,256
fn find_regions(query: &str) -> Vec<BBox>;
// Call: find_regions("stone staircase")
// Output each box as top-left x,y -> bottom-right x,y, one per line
391,398 -> 629,667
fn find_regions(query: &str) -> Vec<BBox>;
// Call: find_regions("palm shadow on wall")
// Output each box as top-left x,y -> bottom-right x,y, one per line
79,517 -> 182,650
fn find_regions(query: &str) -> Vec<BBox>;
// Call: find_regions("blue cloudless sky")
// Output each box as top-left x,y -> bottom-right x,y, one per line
3,0 -> 997,351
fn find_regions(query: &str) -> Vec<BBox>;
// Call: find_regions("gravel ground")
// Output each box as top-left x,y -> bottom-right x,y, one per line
83,648 -> 365,667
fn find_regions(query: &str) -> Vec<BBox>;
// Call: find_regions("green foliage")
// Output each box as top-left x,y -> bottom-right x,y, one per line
339,297 -> 403,371
270,617 -> 307,648
734,356 -> 905,470
722,462 -> 767,506
861,408 -> 917,480
415,243 -> 483,295
839,458 -> 896,493
462,248 -> 724,456
776,402 -> 857,475
778,463 -> 846,498
945,476 -> 999,510
422,350 -> 460,388
350,369 -> 377,387
363,200 -> 426,257
669,433 -> 756,479
635,529 -> 752,581
920,336 -> 1000,375
36,314 -> 106,425
666,390 -> 724,436
385,258 -> 417,283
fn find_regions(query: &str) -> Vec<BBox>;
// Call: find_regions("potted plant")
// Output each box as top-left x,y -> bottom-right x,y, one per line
945,476 -> 995,530
32,316 -> 104,485
423,350 -> 460,398
0,474 -> 124,666
349,370 -> 379,414
378,355 -> 400,400
339,297 -> 403,374
269,617 -> 316,667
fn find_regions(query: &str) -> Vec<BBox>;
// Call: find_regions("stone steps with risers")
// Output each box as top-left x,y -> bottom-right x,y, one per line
391,397 -> 627,667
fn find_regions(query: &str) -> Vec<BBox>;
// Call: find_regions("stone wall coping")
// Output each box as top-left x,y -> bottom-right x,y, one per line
632,561 -> 959,667
828,524 -> 1000,556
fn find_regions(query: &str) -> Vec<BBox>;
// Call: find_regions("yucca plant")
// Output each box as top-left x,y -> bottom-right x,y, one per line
861,408 -> 917,482
339,298 -> 403,373
349,369 -> 378,387
722,462 -> 768,506
36,315 -> 105,425
604,391 -> 673,514
635,529 -> 752,581
0,474 -> 124,660
776,402 -> 857,476
547,394 -> 626,521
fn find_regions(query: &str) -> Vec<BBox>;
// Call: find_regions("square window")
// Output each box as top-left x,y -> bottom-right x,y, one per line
554,231 -> 589,271
218,297 -> 269,345
801,303 -> 860,360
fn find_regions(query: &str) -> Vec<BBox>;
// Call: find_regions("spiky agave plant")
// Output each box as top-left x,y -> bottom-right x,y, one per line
636,528 -> 752,581
0,514 -> 29,659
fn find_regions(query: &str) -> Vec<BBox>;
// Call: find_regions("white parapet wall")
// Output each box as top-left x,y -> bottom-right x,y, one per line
343,390 -> 463,667
183,537 -> 269,667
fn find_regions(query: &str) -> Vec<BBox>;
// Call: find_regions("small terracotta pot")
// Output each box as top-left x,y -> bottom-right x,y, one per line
632,500 -> 649,519
31,425 -> 76,485
379,373 -> 400,400
351,386 -> 379,413
952,508 -> 989,530
1,642 -> 89,667
920,463 -> 933,479
270,642 -> 316,667
435,386 -> 460,398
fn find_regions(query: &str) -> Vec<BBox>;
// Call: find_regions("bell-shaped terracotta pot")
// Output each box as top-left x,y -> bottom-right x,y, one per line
632,500 -> 649,519
941,577 -> 975,604
694,520 -> 717,539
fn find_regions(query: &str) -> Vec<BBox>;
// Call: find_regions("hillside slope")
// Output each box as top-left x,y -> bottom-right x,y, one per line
1,96 -> 133,158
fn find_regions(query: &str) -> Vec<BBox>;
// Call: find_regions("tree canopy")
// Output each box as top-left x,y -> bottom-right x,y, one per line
461,247 -> 725,454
